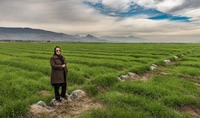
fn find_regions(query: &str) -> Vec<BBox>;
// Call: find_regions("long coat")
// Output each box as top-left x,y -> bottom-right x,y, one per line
50,55 -> 68,85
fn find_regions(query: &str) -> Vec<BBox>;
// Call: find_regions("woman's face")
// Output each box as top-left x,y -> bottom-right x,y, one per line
55,48 -> 61,55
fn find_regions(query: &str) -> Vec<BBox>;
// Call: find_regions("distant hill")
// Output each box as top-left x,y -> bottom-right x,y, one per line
81,34 -> 106,42
101,36 -> 147,43
0,27 -> 105,42
85,34 -> 97,39
0,27 -> 146,42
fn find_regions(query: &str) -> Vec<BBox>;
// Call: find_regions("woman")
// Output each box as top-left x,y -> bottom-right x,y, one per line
50,46 -> 68,102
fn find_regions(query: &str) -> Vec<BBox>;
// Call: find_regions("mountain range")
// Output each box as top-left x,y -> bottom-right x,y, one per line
0,27 -> 145,42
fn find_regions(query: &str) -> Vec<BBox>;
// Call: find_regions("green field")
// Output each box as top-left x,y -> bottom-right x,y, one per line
0,42 -> 200,117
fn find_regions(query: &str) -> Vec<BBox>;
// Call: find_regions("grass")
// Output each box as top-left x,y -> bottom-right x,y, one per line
0,65 -> 52,117
82,91 -> 190,118
114,75 -> 199,107
0,42 -> 200,117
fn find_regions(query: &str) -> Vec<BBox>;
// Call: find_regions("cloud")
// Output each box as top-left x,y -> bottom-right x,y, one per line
136,0 -> 185,12
136,0 -> 200,23
0,0 -> 102,24
136,0 -> 155,9
168,0 -> 200,12
83,0 -> 190,22
0,0 -> 199,41
101,0 -> 132,12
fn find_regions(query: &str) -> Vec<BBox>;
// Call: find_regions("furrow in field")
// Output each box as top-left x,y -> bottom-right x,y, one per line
0,60 -> 50,76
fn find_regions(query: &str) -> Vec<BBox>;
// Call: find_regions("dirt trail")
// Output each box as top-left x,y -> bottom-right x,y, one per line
26,91 -> 102,118
178,80 -> 200,117
179,105 -> 200,118
123,57 -> 200,118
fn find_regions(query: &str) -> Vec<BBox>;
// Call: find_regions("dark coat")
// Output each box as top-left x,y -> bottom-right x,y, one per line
50,55 -> 68,85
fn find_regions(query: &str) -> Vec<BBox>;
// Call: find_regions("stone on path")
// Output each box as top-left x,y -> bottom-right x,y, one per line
118,72 -> 140,81
69,90 -> 87,101
128,72 -> 136,77
150,64 -> 158,70
37,101 -> 48,108
164,60 -> 171,64
174,56 -> 179,59
119,75 -> 129,81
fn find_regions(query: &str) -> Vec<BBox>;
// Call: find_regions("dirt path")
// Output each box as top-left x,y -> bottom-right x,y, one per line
178,105 -> 200,118
116,57 -> 200,118
122,57 -> 200,118
26,91 -> 102,118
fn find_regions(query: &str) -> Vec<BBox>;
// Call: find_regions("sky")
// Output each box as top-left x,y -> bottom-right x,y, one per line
0,0 -> 200,42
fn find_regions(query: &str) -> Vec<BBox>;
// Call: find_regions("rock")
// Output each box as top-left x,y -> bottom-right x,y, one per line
118,73 -> 140,81
36,101 -> 48,108
151,64 -> 157,67
50,91 -> 86,104
117,77 -> 125,82
164,60 -> 171,64
128,72 -> 139,78
69,90 -> 86,101
50,99 -> 56,106
150,64 -> 158,70
120,75 -> 129,80
174,56 -> 179,59
150,66 -> 156,70
128,72 -> 136,77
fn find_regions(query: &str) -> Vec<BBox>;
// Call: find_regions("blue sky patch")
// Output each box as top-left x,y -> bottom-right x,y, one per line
149,13 -> 190,22
83,1 -> 190,22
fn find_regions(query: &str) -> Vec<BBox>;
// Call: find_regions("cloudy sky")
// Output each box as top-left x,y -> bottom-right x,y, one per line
0,0 -> 200,42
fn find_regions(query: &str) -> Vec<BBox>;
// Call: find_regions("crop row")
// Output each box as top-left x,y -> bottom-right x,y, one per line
81,48 -> 200,118
0,42 -> 200,117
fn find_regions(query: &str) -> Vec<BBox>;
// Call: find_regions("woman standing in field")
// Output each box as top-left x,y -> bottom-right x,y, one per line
50,46 -> 68,102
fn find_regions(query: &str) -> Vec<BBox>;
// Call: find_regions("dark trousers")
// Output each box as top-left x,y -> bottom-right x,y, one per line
53,83 -> 67,100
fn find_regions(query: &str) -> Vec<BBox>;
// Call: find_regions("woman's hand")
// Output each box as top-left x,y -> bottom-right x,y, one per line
62,64 -> 65,68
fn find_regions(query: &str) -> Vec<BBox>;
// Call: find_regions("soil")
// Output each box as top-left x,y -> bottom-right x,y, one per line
178,105 -> 200,118
26,95 -> 102,118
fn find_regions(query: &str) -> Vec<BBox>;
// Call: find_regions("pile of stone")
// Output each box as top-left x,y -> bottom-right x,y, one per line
117,72 -> 140,81
30,90 -> 86,114
164,60 -> 171,64
173,56 -> 179,60
50,90 -> 86,106
30,101 -> 54,115
150,64 -> 158,70
116,54 -> 188,83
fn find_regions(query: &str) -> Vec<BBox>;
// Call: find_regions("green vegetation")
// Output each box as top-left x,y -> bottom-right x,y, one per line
0,42 -> 200,117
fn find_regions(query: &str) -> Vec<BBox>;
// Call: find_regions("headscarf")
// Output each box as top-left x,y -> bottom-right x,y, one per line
54,46 -> 65,64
